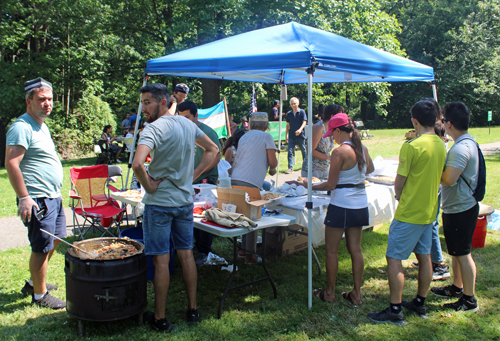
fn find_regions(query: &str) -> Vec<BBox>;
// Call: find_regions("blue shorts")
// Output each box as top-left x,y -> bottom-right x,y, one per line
24,197 -> 67,253
386,219 -> 433,260
142,203 -> 194,256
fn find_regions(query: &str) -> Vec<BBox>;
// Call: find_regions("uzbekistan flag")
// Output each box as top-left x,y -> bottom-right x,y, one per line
198,101 -> 228,139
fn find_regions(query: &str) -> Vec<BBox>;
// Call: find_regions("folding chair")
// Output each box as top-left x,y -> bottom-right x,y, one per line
107,165 -> 130,225
69,164 -> 126,240
94,138 -> 114,165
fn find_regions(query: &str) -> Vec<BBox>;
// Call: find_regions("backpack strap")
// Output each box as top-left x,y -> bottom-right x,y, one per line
457,137 -> 478,194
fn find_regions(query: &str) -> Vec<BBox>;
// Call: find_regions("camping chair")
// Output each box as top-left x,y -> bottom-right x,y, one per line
94,138 -> 114,165
69,164 -> 126,240
354,121 -> 371,139
107,165 -> 130,225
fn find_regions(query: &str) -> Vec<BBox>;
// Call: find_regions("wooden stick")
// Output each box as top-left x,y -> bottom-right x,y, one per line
223,97 -> 232,137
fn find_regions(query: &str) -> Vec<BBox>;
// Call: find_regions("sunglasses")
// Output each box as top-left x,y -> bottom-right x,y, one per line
441,118 -> 451,124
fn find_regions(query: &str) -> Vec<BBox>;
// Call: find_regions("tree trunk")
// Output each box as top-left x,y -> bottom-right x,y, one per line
201,78 -> 222,108
360,100 -> 367,122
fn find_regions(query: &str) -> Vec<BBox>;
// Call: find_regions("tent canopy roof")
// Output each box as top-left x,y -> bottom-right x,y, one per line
145,22 -> 434,84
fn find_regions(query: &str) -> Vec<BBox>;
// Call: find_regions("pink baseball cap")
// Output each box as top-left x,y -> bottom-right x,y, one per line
323,113 -> 350,138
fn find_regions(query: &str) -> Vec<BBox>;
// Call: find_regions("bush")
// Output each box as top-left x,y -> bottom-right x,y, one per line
46,90 -> 116,159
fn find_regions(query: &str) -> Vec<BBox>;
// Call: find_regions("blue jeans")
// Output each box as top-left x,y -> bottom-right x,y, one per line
143,203 -> 194,255
431,194 -> 444,263
288,136 -> 307,170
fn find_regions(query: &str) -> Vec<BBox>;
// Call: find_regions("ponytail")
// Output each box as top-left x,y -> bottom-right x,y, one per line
338,121 -> 365,171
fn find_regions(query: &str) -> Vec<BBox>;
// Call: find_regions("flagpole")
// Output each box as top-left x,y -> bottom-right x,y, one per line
223,97 -> 231,137
125,75 -> 148,189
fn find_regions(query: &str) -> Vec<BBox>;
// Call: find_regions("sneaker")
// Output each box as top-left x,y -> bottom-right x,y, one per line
284,169 -> 293,174
411,261 -> 419,268
431,285 -> 463,298
444,296 -> 479,312
195,253 -> 208,266
186,309 -> 201,325
32,292 -> 66,309
402,300 -> 428,319
432,264 -> 451,281
144,311 -> 174,332
21,281 -> 58,296
367,307 -> 407,326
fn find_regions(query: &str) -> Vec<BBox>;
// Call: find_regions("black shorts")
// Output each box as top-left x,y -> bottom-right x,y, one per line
324,204 -> 369,228
442,203 -> 479,256
23,197 -> 67,253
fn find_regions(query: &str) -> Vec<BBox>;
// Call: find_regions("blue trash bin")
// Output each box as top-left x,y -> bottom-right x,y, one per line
120,226 -> 175,280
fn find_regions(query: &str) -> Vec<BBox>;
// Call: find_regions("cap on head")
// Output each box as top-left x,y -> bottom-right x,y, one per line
323,113 -> 350,138
241,116 -> 248,122
274,100 -> 280,106
174,83 -> 189,94
251,112 -> 268,122
25,77 -> 52,91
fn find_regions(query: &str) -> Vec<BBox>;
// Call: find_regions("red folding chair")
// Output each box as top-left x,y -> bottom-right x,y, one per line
69,165 -> 126,240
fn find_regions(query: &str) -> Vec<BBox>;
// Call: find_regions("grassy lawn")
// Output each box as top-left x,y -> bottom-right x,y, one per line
0,128 -> 499,340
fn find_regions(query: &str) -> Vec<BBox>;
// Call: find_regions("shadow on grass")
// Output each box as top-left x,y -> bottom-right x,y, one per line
61,156 -> 98,168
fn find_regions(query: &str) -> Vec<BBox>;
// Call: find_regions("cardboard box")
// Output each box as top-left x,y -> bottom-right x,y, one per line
216,186 -> 271,220
265,224 -> 308,257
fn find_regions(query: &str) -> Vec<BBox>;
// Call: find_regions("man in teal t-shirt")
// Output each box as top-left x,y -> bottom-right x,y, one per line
178,101 -> 221,265
6,78 -> 66,309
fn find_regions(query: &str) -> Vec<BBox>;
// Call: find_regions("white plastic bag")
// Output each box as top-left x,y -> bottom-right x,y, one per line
218,159 -> 232,178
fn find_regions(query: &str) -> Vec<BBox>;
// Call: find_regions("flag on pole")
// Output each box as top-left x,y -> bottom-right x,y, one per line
197,101 -> 228,139
249,84 -> 257,118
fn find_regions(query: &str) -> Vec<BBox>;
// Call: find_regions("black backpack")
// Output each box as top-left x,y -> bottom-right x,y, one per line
459,138 -> 486,202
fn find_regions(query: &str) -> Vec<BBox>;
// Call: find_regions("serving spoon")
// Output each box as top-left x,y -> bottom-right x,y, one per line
40,229 -> 99,258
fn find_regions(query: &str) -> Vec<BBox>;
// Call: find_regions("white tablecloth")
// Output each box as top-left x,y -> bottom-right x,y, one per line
274,183 -> 397,246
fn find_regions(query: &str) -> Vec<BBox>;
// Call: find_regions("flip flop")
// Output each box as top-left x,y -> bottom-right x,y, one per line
313,289 -> 335,303
342,291 -> 360,306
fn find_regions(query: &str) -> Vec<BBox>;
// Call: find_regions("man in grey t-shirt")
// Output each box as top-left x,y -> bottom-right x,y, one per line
132,83 -> 218,331
431,102 -> 480,312
6,78 -> 66,309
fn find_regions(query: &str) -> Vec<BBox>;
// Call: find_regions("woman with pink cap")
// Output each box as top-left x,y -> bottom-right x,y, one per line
304,113 -> 374,305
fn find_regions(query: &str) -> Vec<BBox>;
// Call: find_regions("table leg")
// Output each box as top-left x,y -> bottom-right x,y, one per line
261,230 -> 277,299
217,237 -> 238,319
312,248 -> 321,277
217,231 -> 278,319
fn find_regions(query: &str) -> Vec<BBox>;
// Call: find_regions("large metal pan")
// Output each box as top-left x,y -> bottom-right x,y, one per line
67,237 -> 144,260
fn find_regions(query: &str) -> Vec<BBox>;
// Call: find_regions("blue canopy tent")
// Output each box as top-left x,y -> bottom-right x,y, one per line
128,22 -> 435,310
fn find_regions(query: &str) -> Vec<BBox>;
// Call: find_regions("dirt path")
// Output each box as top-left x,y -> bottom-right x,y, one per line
2,141 -> 499,252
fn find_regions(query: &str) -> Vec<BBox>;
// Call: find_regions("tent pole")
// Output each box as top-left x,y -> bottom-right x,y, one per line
125,76 -> 148,189
307,72 -> 313,309
276,87 -> 283,186
432,83 -> 438,103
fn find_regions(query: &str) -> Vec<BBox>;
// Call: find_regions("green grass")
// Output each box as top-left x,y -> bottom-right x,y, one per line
1,225 -> 500,340
1,128 -> 500,340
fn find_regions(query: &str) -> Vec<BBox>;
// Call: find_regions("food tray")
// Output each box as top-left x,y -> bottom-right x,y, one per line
366,176 -> 395,185
260,192 -> 287,207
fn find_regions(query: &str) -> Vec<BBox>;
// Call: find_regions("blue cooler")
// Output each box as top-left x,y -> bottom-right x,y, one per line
120,227 -> 175,280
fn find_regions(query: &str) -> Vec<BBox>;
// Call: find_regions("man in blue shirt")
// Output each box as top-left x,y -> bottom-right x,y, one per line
6,78 -> 66,309
285,97 -> 307,174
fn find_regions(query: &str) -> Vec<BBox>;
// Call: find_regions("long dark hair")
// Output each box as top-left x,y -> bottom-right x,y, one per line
223,129 -> 246,154
323,104 -> 345,122
338,119 -> 364,171
102,125 -> 112,133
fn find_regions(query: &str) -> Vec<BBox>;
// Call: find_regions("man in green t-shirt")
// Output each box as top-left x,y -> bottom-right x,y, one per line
368,100 -> 447,326
178,101 -> 221,265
